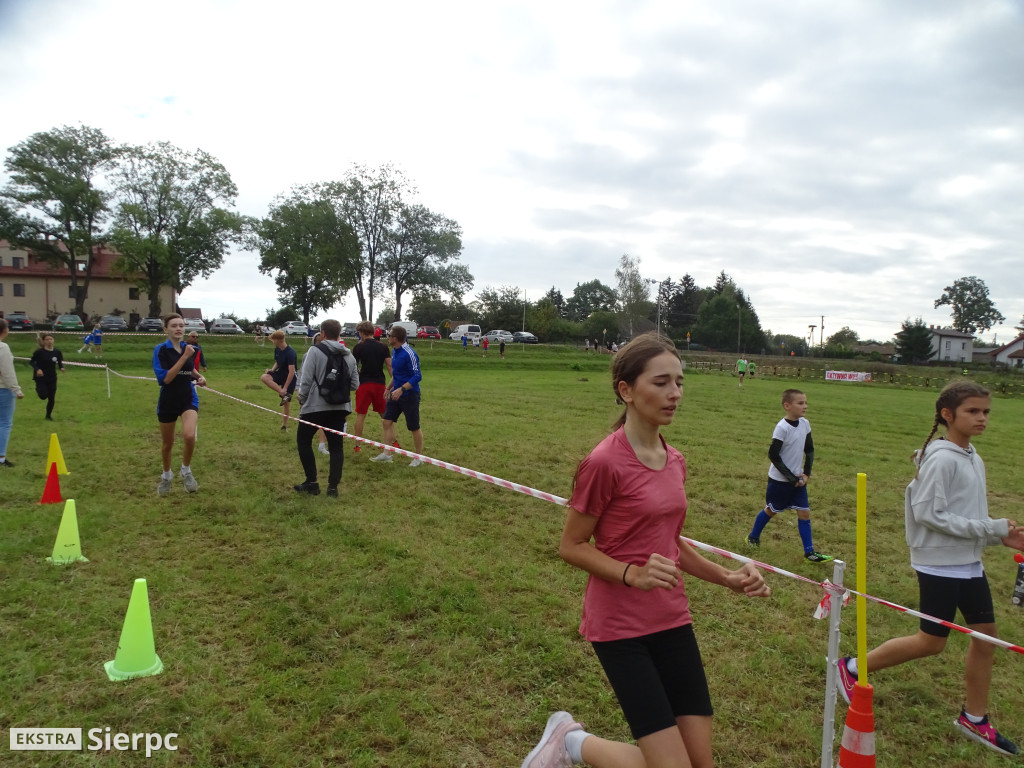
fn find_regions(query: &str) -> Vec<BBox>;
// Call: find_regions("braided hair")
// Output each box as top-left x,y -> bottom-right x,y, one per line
916,380 -> 990,475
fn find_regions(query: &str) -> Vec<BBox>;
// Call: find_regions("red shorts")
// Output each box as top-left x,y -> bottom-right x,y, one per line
355,382 -> 386,415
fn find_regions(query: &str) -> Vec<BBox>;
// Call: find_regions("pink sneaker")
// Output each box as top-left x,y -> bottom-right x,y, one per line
836,657 -> 856,705
955,710 -> 1019,756
521,711 -> 582,768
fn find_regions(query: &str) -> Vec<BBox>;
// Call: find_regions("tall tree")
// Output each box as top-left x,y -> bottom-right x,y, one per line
110,142 -> 242,316
615,253 -> 650,338
566,279 -> 617,322
544,287 -> 566,318
249,194 -> 360,325
894,317 -> 934,363
320,164 -> 411,322
664,273 -> 703,340
934,276 -> 1005,335
0,125 -> 117,313
378,203 -> 470,321
475,284 -> 525,331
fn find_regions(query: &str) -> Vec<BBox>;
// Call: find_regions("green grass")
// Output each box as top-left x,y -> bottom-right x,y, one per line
2,333 -> 1023,767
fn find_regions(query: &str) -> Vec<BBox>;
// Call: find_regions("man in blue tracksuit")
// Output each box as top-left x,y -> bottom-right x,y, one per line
371,325 -> 424,467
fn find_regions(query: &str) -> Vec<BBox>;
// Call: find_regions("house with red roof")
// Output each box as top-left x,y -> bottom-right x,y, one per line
989,334 -> 1024,369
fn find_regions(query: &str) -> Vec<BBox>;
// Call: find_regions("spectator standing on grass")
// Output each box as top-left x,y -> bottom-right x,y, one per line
260,330 -> 297,431
30,333 -> 65,420
837,380 -> 1023,757
293,319 -> 357,497
462,333 -> 468,351
745,388 -> 833,563
522,333 -> 770,768
500,339 -> 506,359
482,336 -> 489,356
371,325 -> 423,467
585,338 -> 590,353
309,331 -> 330,456
351,321 -> 392,455
153,314 -> 206,496
0,318 -> 24,467
186,331 -> 207,371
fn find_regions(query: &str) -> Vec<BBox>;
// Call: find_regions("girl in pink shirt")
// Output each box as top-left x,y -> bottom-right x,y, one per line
521,333 -> 772,768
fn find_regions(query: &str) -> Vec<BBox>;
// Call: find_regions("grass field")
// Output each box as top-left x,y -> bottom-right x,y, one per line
2,333 -> 1023,767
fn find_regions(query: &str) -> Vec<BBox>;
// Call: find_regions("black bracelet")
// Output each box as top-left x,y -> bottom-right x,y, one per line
622,563 -> 632,587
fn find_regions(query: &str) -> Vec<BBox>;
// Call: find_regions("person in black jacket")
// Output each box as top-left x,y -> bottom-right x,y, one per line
30,333 -> 65,420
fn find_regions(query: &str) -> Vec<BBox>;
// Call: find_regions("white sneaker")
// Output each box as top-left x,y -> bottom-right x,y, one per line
318,442 -> 329,455
408,459 -> 423,468
157,476 -> 173,496
370,452 -> 393,463
180,468 -> 199,493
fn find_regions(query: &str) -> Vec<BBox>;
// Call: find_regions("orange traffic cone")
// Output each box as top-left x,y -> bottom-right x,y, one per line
40,462 -> 63,505
838,682 -> 876,767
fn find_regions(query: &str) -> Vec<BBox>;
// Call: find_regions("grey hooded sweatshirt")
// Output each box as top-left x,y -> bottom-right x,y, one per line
296,340 -> 358,415
905,438 -> 1009,567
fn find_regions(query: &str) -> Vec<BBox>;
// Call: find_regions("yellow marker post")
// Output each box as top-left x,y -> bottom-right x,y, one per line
856,472 -> 868,686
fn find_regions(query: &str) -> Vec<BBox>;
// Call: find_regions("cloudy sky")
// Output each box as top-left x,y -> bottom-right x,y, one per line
2,0 -> 1022,344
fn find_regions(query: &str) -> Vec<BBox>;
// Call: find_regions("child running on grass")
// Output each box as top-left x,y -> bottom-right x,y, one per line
746,388 -> 834,562
837,380 -> 1023,756
78,325 -> 100,354
153,314 -> 206,496
522,333 -> 771,768
30,333 -> 64,420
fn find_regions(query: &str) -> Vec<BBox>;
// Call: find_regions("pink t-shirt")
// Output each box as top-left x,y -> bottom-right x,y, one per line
569,428 -> 691,642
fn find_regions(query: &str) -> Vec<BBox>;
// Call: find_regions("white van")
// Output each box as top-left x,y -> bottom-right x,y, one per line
388,321 -> 418,338
449,324 -> 481,341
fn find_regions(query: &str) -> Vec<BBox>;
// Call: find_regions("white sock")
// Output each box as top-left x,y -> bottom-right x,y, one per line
847,658 -> 858,677
162,470 -> 173,480
965,711 -> 986,724
180,464 -> 191,474
564,730 -> 589,764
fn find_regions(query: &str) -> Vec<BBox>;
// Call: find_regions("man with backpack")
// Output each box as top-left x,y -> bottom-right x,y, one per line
294,319 -> 358,497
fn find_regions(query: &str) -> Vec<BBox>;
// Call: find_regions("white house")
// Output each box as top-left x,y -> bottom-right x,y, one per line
929,326 -> 975,363
989,334 -> 1024,369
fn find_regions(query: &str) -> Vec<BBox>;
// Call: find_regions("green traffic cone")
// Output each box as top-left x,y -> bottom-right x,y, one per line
46,499 -> 89,565
104,579 -> 163,681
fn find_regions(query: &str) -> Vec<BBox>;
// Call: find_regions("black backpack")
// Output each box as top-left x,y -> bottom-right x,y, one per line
316,342 -> 352,405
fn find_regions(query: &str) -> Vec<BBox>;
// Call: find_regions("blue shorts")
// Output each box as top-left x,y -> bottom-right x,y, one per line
383,390 -> 420,431
765,479 -> 809,513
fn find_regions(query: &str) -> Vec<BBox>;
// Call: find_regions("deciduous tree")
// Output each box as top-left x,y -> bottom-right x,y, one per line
565,279 -> 617,322
615,253 -> 650,338
934,276 -> 1004,335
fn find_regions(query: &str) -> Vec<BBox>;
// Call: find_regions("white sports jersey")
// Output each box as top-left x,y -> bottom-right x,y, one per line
767,417 -> 810,482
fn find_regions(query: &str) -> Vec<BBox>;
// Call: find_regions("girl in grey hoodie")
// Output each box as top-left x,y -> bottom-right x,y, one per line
836,380 -> 1024,756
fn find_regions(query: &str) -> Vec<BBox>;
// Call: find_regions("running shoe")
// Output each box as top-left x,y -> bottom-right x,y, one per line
293,482 -> 321,495
521,711 -> 582,768
326,486 -> 339,498
280,393 -> 292,405
318,442 -> 329,455
805,551 -> 835,563
408,459 -> 423,468
157,476 -> 173,496
370,452 -> 393,463
836,657 -> 856,705
746,536 -> 760,548
180,468 -> 199,493
955,710 -> 1020,756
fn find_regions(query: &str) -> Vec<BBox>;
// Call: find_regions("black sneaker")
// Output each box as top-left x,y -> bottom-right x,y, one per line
326,486 -> 338,498
280,393 -> 292,405
746,536 -> 760,548
0,459 -> 13,468
293,482 -> 320,495
805,551 -> 835,563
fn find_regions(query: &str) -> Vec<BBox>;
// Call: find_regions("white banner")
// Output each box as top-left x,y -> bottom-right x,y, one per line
825,370 -> 872,382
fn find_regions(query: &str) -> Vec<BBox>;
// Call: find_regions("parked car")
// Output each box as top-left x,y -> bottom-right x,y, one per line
210,318 -> 245,334
341,323 -> 358,338
484,329 -> 514,344
135,317 -> 163,332
283,320 -> 308,336
99,314 -> 129,332
512,331 -> 539,344
184,317 -> 207,333
449,324 -> 481,341
54,313 -> 84,331
416,325 -> 441,339
5,312 -> 33,330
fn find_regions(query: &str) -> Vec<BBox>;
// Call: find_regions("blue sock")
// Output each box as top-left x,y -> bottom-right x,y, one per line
749,510 -> 772,539
798,518 -> 814,553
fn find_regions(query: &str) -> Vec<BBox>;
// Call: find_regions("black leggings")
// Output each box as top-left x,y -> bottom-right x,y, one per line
35,377 -> 57,418
296,410 -> 347,486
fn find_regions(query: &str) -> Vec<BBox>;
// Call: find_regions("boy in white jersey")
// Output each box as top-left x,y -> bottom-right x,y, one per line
746,388 -> 834,562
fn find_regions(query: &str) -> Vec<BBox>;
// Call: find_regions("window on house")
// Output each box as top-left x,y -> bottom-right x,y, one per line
961,342 -> 966,350
945,340 -> 951,349
12,256 -> 24,269
14,283 -> 26,297
76,261 -> 86,272
129,287 -> 140,300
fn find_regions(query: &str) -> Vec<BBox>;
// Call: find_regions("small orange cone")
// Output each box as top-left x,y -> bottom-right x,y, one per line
40,462 -> 63,505
838,682 -> 876,767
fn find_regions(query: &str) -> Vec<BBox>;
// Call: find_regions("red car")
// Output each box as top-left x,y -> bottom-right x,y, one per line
416,326 -> 441,339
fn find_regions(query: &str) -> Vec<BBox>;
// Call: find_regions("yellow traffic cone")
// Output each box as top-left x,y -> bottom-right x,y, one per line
104,579 -> 163,681
46,499 -> 89,565
46,433 -> 69,476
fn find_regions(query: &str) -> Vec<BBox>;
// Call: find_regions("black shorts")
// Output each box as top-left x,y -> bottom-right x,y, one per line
271,370 -> 296,394
591,624 -> 712,740
158,404 -> 198,424
383,390 -> 420,431
916,571 -> 994,637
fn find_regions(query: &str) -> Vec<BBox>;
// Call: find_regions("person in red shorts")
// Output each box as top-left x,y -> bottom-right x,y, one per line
350,321 -> 392,454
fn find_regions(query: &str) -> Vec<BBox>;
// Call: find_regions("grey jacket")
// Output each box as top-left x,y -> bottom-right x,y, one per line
296,341 -> 358,415
905,439 -> 1008,567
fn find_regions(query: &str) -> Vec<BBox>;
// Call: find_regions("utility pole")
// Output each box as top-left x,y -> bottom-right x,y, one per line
737,302 -> 742,352
820,315 -> 825,347
522,289 -> 527,331
809,325 -> 817,356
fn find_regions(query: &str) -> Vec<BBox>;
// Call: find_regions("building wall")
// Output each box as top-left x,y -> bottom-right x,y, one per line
929,330 -> 974,363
